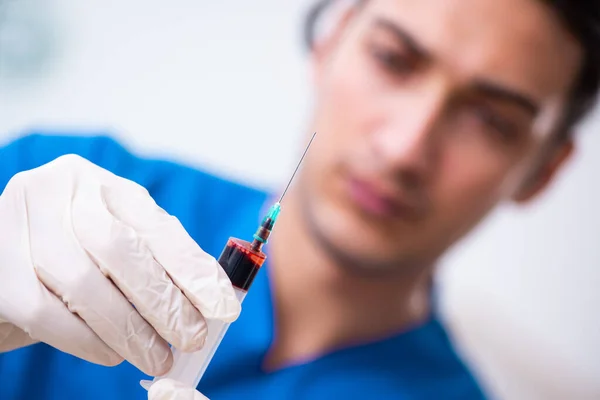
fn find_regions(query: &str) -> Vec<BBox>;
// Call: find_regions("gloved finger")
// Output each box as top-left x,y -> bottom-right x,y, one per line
102,179 -> 241,323
73,184 -> 209,353
39,185 -> 175,376
1,280 -> 123,367
0,190 -> 122,367
0,321 -> 38,352
148,379 -> 209,400
34,253 -> 173,376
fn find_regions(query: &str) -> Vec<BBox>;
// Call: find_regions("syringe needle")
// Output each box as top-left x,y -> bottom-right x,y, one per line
278,132 -> 317,204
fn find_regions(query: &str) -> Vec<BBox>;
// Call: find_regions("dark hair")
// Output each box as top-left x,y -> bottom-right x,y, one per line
303,0 -> 600,137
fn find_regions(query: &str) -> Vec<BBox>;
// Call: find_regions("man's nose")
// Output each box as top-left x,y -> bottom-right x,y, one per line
369,90 -> 445,188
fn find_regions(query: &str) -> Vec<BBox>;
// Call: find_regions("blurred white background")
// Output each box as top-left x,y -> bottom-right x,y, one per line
0,1 -> 598,398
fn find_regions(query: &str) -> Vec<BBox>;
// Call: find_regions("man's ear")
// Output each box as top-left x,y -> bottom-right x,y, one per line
311,5 -> 360,84
513,138 -> 575,204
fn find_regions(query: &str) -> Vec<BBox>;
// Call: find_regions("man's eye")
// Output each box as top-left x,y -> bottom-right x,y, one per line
472,105 -> 519,142
370,46 -> 414,75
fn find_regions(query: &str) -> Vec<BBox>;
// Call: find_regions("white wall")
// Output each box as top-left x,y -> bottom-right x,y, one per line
1,1 -> 598,398
0,0 -> 311,189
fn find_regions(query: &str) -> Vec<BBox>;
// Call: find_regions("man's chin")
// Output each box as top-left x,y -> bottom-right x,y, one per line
304,212 -> 415,279
298,187 -> 424,278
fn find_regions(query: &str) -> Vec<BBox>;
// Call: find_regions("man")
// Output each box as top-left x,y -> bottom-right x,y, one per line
0,0 -> 597,399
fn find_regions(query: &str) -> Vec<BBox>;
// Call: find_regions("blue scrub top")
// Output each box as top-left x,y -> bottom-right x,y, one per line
0,133 -> 487,399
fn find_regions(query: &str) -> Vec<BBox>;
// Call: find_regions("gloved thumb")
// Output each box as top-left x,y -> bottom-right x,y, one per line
147,379 -> 209,400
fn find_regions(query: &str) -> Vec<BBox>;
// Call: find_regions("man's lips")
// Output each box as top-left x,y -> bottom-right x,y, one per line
346,176 -> 421,219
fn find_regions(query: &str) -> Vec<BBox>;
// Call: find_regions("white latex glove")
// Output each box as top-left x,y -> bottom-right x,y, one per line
148,379 -> 209,400
0,154 -> 241,376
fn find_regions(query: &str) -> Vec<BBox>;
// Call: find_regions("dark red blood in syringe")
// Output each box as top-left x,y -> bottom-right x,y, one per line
218,238 -> 267,291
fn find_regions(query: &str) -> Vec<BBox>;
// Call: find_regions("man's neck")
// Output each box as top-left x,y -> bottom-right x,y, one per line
263,194 -> 433,371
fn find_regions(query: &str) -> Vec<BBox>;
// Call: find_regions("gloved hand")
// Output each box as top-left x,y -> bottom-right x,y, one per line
0,154 -> 241,376
148,379 -> 208,400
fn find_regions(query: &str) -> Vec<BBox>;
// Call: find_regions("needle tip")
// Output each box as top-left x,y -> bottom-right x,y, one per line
278,131 -> 318,204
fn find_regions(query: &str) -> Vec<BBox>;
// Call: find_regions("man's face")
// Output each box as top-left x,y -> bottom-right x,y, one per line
297,0 -> 583,274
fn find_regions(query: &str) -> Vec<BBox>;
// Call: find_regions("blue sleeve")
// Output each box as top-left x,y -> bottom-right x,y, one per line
0,132 -> 146,191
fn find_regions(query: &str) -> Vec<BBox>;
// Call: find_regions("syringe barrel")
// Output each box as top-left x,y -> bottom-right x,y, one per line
147,288 -> 247,389
141,238 -> 266,391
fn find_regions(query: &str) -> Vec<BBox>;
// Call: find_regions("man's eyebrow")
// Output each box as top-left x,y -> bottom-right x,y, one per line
372,17 -> 430,60
371,17 -> 540,116
473,81 -> 540,115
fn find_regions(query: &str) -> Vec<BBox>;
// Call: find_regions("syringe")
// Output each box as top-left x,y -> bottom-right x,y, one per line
140,132 -> 316,391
